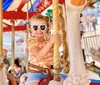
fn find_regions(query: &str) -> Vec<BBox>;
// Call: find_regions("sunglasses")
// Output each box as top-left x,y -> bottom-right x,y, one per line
31,24 -> 47,31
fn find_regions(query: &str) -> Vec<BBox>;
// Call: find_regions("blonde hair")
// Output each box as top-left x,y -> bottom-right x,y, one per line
29,14 -> 50,27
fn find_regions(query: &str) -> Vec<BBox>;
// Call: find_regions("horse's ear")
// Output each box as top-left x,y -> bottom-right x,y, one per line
85,0 -> 96,8
0,55 -> 4,60
2,49 -> 8,58
3,49 -> 8,54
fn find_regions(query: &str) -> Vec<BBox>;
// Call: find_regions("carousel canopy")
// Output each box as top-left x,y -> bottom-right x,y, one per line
2,0 -> 64,32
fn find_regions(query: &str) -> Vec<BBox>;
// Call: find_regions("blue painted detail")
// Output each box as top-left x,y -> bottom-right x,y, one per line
59,74 -> 67,79
3,0 -> 13,10
90,79 -> 100,83
29,0 -> 42,12
3,2 -> 11,10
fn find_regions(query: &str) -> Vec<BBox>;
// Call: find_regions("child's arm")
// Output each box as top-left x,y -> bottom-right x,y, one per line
31,35 -> 60,60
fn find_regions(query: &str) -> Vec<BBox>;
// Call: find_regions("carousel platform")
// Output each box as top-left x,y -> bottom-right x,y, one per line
60,74 -> 100,85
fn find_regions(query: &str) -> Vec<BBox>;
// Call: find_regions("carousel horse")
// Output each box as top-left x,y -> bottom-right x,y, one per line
0,49 -> 17,85
0,56 -> 8,85
20,0 -> 97,85
19,73 -> 28,85
89,47 -> 100,76
0,56 -> 17,85
90,47 -> 100,62
0,48 -> 9,85
49,0 -> 96,85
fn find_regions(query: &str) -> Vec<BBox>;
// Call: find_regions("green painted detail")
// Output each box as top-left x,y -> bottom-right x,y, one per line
97,0 -> 100,2
45,9 -> 53,19
94,70 -> 100,77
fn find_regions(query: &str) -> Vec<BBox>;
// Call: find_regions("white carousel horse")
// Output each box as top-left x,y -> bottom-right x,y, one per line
49,0 -> 90,85
90,47 -> 100,62
0,56 -> 17,85
19,73 -> 28,85
19,0 -> 95,85
0,57 -> 8,85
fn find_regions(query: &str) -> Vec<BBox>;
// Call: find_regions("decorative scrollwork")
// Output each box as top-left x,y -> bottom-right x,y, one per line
63,73 -> 90,85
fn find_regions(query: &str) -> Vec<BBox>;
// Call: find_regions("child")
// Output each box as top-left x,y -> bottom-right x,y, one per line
26,14 -> 62,85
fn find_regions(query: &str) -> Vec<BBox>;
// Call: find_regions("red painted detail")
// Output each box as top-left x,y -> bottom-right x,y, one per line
59,0 -> 65,4
39,76 -> 53,85
3,11 -> 40,19
90,82 -> 100,85
39,78 -> 46,85
36,0 -> 45,12
36,0 -> 65,13
39,81 -> 100,85
3,26 -> 26,32
36,0 -> 52,13
17,0 -> 26,11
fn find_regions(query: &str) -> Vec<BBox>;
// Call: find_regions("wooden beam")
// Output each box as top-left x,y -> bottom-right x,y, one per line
3,26 -> 26,32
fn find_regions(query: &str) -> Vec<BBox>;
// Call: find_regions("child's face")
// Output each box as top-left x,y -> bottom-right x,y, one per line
30,19 -> 48,39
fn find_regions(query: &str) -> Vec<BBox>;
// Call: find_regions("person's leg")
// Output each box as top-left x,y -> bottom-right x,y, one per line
26,72 -> 47,85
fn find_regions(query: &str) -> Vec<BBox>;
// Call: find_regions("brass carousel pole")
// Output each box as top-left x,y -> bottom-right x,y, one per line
0,0 -> 3,56
11,20 -> 15,75
52,0 -> 60,81
25,0 -> 29,68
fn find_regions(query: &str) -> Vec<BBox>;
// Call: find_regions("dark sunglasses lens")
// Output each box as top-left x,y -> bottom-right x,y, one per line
33,25 -> 38,30
40,25 -> 46,30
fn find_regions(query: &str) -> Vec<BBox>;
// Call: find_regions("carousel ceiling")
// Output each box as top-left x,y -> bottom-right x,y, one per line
2,0 -> 64,32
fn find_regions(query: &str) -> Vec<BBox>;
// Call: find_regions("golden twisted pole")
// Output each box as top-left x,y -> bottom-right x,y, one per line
11,20 -> 15,75
52,0 -> 60,81
0,0 -> 3,56
0,0 -> 5,73
25,0 -> 29,68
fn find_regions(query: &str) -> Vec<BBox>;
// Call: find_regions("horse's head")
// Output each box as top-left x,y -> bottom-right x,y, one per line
85,0 -> 96,8
0,49 -> 9,71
